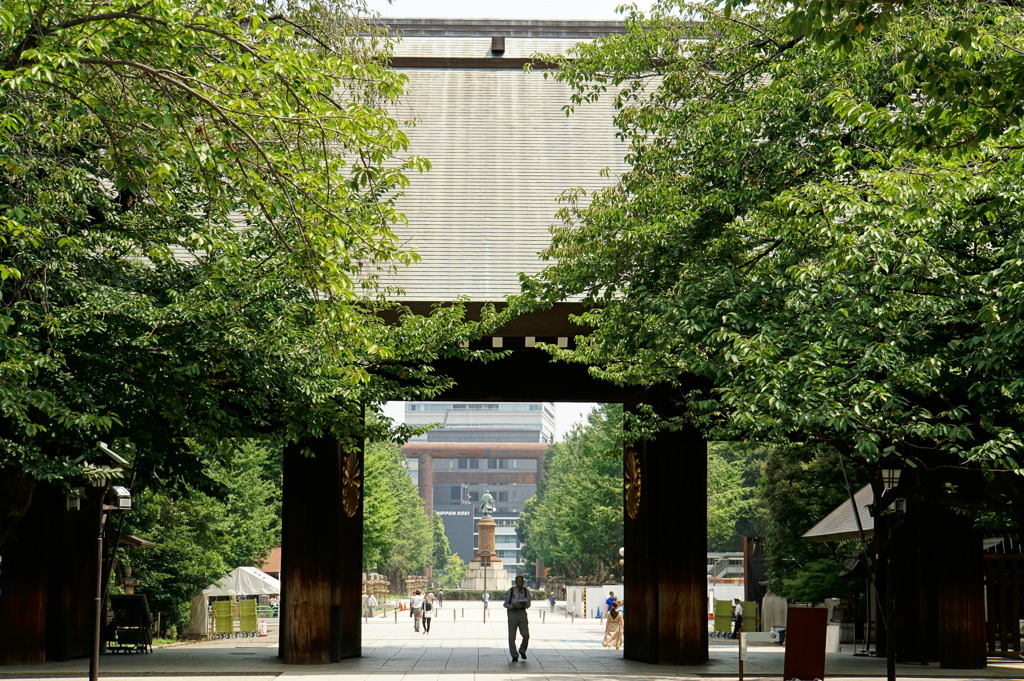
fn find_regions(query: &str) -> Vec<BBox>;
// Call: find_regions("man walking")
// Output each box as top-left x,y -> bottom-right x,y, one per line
732,598 -> 743,639
410,590 -> 425,632
503,575 -> 531,661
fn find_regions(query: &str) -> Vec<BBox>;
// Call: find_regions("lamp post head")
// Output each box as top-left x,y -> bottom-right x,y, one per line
881,466 -> 901,490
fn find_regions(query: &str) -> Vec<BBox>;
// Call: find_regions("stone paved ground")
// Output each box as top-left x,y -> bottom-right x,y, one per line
2,601 -> 1022,681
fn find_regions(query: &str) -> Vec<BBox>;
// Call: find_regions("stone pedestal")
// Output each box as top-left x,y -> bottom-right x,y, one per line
404,575 -> 428,595
461,516 -> 511,591
362,572 -> 390,603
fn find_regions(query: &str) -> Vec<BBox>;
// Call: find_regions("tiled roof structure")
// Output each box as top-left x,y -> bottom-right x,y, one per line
379,19 -> 631,302
802,484 -> 875,543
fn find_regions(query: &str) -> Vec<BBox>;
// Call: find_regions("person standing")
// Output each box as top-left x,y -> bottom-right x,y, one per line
548,593 -> 556,611
602,601 -> 624,650
503,575 -> 531,661
422,593 -> 434,633
438,589 -> 444,607
482,590 -> 490,610
732,598 -> 743,639
410,590 -> 425,632
366,593 -> 378,618
605,591 -> 617,616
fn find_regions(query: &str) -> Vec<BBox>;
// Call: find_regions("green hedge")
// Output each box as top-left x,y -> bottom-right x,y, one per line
434,589 -> 546,601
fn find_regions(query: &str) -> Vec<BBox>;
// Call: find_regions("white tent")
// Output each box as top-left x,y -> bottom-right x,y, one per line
202,566 -> 281,597
186,567 -> 281,637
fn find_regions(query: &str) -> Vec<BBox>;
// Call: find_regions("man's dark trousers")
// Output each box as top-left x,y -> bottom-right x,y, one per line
508,609 -> 529,659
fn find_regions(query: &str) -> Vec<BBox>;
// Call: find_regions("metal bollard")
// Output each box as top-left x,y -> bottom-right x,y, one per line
394,608 -> 398,623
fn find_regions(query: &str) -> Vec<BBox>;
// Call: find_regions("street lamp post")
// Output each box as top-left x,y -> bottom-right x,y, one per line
86,443 -> 132,681
90,486 -> 132,681
880,464 -> 904,681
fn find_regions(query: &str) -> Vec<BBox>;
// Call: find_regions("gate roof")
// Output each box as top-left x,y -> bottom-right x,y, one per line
380,19 -> 630,303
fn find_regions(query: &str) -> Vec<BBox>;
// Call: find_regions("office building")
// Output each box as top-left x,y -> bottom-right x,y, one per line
403,401 -> 553,580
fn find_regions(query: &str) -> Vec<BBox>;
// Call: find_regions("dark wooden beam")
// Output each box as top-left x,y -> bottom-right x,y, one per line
884,471 -> 988,669
431,348 -> 628,403
378,302 -> 592,340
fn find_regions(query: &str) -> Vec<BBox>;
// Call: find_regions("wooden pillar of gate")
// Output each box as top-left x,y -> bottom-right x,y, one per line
893,499 -> 986,668
0,483 -> 51,664
885,468 -> 987,669
0,481 -> 137,664
934,508 -> 986,668
49,484 -> 98,660
623,392 -> 708,665
280,434 -> 363,663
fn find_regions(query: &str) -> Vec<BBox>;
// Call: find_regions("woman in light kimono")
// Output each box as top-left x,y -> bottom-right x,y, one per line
602,600 -> 623,650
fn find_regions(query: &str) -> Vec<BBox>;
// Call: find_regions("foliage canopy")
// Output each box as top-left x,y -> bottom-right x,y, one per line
0,0 -> 487,545
363,440 -> 438,584
520,0 -> 1024,519
119,440 -> 282,634
518,405 -> 624,582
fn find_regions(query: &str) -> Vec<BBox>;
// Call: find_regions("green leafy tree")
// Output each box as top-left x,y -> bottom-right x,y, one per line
707,442 -> 757,550
0,0 -> 488,547
433,553 -> 466,590
519,0 -> 1024,521
519,405 -> 624,582
362,440 -> 432,583
431,511 -> 450,573
758,444 -> 870,601
119,440 -> 282,633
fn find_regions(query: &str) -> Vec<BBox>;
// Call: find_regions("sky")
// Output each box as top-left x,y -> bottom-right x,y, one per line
382,401 -> 598,442
364,0 -> 649,20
